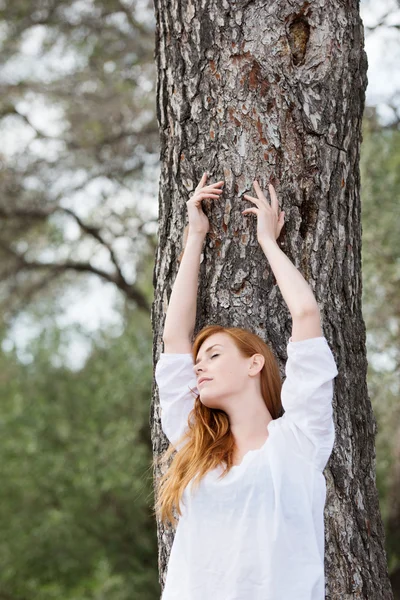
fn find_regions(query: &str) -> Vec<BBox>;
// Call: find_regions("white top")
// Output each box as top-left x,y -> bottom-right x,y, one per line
155,336 -> 339,600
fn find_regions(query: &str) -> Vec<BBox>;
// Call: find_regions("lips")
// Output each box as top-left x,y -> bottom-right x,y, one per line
198,378 -> 212,386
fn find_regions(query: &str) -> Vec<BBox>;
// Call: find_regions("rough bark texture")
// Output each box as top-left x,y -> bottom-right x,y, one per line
151,1 -> 393,598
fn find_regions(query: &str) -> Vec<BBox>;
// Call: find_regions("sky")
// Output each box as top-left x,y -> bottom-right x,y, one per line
361,0 -> 400,122
1,0 -> 400,371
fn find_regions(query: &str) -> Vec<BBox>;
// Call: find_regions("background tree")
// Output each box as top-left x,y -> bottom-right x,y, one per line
0,3 -> 163,597
0,310 -> 160,599
0,0 -> 157,323
151,1 -> 393,598
360,106 -> 400,596
0,0 -> 399,598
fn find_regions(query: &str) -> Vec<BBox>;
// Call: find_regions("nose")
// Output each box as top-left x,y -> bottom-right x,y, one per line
194,364 -> 206,376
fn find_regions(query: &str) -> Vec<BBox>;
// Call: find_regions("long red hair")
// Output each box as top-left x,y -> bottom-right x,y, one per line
153,325 -> 283,527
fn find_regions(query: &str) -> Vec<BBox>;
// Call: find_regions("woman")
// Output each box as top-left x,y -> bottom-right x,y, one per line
154,173 -> 339,600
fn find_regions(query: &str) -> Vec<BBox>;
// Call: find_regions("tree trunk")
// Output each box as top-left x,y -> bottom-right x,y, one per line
151,1 -> 393,598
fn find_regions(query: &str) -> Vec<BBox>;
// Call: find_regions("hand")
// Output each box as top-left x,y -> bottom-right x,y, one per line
241,180 -> 285,243
186,173 -> 224,236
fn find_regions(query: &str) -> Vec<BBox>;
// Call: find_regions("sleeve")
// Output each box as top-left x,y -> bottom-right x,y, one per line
280,336 -> 339,471
154,352 -> 199,451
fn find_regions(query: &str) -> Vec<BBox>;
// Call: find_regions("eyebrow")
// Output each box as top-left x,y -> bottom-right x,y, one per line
195,344 -> 223,365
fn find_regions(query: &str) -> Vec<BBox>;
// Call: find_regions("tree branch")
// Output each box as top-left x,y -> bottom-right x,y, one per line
1,270 -> 62,326
0,240 -> 150,312
0,204 -> 127,289
364,11 -> 400,32
61,207 -> 126,283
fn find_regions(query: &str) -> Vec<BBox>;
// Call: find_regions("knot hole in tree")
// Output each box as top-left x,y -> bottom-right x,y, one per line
287,15 -> 310,66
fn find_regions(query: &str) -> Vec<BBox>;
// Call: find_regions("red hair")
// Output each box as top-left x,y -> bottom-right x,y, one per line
153,324 -> 283,527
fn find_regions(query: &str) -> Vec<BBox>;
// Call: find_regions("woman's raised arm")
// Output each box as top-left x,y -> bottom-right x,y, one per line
242,180 -> 321,331
162,173 -> 224,349
162,232 -> 204,350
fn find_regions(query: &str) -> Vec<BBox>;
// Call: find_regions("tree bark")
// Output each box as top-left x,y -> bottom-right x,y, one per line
151,1 -> 393,598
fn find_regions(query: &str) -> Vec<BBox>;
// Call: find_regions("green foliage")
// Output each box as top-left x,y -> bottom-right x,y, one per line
361,108 -> 400,574
0,312 -> 160,599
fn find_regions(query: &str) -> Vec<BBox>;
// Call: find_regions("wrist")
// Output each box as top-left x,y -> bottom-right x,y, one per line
179,232 -> 205,262
186,232 -> 206,245
259,237 -> 279,250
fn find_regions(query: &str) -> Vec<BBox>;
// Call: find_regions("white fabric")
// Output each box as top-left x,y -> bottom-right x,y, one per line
155,335 -> 339,600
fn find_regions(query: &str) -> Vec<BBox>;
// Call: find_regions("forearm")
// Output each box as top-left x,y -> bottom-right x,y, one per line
260,238 -> 319,317
162,232 -> 204,341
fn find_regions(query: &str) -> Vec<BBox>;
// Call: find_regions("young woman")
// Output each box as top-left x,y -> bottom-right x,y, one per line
154,173 -> 339,600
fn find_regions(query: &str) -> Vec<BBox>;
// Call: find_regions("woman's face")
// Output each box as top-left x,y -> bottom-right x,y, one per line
193,333 -> 263,411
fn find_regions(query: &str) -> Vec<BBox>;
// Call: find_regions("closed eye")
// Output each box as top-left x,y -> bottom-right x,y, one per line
193,353 -> 220,374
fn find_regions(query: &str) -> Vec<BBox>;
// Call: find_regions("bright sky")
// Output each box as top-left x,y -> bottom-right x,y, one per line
1,0 -> 399,370
361,0 -> 400,122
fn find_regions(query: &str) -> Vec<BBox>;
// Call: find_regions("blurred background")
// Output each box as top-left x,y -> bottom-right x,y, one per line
0,1 -> 398,598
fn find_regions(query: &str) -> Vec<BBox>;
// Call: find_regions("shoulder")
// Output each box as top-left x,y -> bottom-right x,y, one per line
268,416 -> 318,471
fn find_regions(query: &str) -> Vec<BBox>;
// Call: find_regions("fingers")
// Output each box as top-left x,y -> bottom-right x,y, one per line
202,181 -> 224,192
243,194 -> 259,204
198,192 -> 221,199
197,172 -> 207,189
268,183 -> 279,213
203,182 -> 224,191
194,176 -> 281,215
248,180 -> 280,213
252,180 -> 266,201
197,172 -> 224,191
196,187 -> 223,199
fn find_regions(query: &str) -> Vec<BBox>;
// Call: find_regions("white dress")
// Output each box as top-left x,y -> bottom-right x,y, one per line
155,335 -> 339,600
